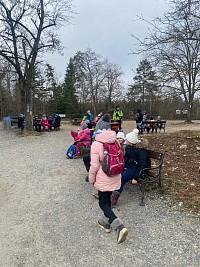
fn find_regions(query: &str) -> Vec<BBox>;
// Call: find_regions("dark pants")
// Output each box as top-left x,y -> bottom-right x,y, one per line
83,155 -> 90,172
117,119 -> 122,130
98,191 -> 117,224
117,168 -> 137,193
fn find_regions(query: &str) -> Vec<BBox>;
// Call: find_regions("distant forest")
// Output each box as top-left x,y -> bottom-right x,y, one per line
1,0 -> 200,127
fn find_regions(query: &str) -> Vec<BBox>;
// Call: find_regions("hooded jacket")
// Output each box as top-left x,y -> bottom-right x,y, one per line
124,138 -> 151,179
75,128 -> 91,146
89,130 -> 121,192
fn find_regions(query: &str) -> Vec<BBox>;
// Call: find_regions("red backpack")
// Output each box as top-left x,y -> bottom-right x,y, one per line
101,141 -> 124,176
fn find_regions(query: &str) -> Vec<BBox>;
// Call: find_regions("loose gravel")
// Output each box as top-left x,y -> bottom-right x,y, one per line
0,122 -> 199,267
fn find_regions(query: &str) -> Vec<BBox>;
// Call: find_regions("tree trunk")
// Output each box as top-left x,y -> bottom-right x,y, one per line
25,81 -> 33,131
185,104 -> 193,122
19,77 -> 33,131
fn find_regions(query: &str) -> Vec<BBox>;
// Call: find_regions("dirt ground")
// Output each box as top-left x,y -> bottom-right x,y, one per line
0,120 -> 199,266
123,120 -> 200,214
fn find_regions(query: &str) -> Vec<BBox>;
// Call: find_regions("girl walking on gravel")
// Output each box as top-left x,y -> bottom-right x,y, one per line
89,114 -> 128,244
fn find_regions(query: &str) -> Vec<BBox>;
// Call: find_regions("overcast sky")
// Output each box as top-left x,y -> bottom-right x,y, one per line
44,0 -> 169,84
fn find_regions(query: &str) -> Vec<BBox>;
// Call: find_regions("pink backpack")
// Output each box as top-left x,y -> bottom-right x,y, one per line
101,141 -> 124,176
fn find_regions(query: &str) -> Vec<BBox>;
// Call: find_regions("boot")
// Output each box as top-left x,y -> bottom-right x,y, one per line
85,175 -> 89,182
111,218 -> 128,244
98,216 -> 111,233
111,191 -> 120,208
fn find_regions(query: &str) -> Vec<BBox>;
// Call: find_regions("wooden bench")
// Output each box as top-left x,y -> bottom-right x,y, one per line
138,150 -> 165,206
11,116 -> 25,130
71,118 -> 83,125
11,116 -> 19,125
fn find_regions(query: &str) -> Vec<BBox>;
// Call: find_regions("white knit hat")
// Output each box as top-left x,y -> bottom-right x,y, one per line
117,131 -> 126,140
126,129 -> 140,144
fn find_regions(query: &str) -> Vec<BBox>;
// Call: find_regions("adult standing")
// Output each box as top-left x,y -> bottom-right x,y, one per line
113,106 -> 123,130
18,113 -> 25,130
85,110 -> 94,129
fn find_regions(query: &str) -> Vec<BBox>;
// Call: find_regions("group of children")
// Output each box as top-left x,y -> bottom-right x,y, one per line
34,114 -> 61,132
69,113 -> 150,244
135,109 -> 163,134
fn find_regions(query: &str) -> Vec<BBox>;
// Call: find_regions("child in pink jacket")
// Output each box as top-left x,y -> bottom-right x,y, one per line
72,124 -> 91,157
41,114 -> 50,131
89,114 -> 128,244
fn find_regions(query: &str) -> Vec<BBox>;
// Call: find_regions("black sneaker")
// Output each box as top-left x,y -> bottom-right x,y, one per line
98,219 -> 111,233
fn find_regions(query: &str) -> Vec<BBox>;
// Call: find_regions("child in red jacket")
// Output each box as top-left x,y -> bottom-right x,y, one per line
71,124 -> 91,157
41,114 -> 50,131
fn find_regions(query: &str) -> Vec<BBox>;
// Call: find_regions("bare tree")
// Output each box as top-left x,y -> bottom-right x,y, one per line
0,0 -> 73,129
73,48 -> 106,115
103,60 -> 123,112
0,61 -> 17,117
73,48 -> 124,115
131,0 -> 200,121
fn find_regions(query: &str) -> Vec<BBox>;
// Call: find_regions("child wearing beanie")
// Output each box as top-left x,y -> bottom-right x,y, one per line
111,129 -> 151,208
116,131 -> 126,149
95,113 -> 111,131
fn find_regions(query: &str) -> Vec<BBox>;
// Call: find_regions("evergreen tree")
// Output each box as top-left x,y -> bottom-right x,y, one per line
44,64 -> 58,114
128,59 -> 159,115
63,58 -> 79,117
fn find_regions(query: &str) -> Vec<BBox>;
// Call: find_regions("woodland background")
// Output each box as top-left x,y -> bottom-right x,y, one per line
1,1 -> 200,125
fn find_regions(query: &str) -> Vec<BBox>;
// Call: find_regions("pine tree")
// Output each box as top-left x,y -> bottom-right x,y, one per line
128,59 -> 159,114
63,58 -> 79,118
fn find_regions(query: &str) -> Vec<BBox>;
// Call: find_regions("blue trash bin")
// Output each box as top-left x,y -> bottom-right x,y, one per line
3,117 -> 12,130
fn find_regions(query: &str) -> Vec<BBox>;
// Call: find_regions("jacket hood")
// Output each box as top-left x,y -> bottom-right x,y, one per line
134,138 -> 149,149
95,130 -> 116,143
84,128 -> 91,134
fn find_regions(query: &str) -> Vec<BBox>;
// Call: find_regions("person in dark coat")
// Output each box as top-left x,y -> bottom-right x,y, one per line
18,113 -> 25,130
111,129 -> 151,207
135,109 -> 143,134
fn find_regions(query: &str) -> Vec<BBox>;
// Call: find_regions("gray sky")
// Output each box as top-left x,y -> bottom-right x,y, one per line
44,0 -> 169,84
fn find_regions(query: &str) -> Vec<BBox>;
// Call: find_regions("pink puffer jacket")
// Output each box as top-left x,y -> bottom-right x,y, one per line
78,128 -> 91,146
89,130 -> 121,192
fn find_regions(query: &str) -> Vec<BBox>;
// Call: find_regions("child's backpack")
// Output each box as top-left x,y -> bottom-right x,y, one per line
101,141 -> 124,176
66,144 -> 76,159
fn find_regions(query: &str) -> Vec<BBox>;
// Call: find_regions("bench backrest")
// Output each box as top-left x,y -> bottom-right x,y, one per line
148,150 -> 164,161
148,150 -> 165,173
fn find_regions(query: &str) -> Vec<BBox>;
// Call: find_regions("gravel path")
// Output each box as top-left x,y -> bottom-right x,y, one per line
0,122 -> 199,267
